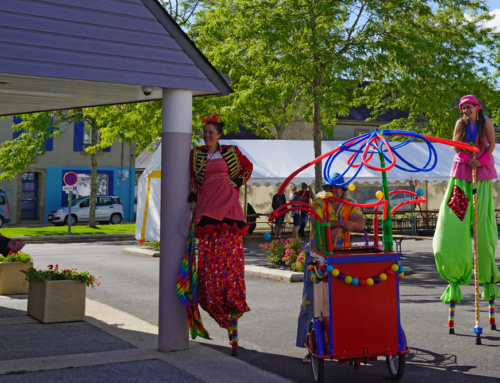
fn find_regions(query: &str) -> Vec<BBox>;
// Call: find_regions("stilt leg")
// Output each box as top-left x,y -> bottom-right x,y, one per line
448,301 -> 455,334
489,299 -> 496,331
471,157 -> 482,345
231,312 -> 238,356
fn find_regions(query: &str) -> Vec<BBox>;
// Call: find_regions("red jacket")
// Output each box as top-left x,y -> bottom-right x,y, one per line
189,145 -> 253,202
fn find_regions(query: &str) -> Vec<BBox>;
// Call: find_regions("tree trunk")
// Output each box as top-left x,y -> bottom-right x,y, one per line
313,99 -> 322,193
88,121 -> 98,228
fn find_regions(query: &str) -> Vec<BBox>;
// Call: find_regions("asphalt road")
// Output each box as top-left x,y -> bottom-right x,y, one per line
23,237 -> 500,383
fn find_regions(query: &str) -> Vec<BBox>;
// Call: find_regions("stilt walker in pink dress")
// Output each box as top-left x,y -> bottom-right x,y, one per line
189,112 -> 253,356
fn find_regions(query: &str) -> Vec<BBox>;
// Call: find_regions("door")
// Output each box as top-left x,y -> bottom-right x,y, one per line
96,197 -> 114,220
78,198 -> 90,222
21,173 -> 38,220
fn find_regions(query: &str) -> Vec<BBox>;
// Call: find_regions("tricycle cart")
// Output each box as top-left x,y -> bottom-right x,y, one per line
268,129 -> 481,382
306,243 -> 409,382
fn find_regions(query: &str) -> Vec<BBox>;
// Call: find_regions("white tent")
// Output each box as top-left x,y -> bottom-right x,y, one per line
136,139 -> 500,240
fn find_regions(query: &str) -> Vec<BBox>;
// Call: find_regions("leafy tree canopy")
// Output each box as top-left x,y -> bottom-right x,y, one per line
190,0 -> 500,188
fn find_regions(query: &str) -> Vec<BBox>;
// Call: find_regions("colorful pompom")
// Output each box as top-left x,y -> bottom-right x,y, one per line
326,265 -> 334,273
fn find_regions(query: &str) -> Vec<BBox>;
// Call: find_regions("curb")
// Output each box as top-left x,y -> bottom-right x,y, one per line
123,246 -> 159,257
245,265 -> 303,282
13,233 -> 136,243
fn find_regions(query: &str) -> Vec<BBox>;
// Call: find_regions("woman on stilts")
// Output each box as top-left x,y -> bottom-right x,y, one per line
189,112 -> 253,356
434,95 -> 500,333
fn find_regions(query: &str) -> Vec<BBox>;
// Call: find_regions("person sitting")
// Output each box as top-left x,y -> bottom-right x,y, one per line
296,173 -> 365,363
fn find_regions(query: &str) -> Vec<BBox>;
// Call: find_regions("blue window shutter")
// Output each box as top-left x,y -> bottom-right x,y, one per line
74,121 -> 84,151
13,116 -> 23,139
44,127 -> 53,151
103,145 -> 111,152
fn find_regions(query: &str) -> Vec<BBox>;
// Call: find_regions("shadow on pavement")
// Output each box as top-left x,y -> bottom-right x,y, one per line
201,343 -> 500,382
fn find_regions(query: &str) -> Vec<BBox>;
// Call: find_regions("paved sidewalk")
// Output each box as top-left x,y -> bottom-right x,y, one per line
0,295 -> 291,383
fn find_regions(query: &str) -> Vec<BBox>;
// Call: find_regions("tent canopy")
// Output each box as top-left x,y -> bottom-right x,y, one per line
220,139 -> 500,185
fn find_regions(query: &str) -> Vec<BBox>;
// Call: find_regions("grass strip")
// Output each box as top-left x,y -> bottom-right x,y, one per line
0,224 -> 136,237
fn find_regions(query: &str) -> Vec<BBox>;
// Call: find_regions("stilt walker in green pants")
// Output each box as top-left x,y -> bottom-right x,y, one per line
434,95 -> 500,336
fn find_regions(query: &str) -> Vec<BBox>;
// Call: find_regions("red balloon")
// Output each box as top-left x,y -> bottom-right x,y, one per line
386,269 -> 394,277
320,265 -> 327,273
359,279 -> 366,286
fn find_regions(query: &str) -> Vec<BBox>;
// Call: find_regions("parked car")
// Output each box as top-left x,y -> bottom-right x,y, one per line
0,189 -> 11,228
48,195 -> 124,226
363,193 -> 415,212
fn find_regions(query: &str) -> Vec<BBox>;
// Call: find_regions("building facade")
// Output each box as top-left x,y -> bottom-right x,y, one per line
0,116 -> 135,225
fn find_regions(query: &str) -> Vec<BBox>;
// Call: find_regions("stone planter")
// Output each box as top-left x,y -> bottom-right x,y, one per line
0,261 -> 33,295
27,279 -> 86,323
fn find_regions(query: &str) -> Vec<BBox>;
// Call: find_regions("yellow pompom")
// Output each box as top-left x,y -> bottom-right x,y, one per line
345,276 -> 353,284
332,268 -> 340,277
366,278 -> 374,286
391,264 -> 399,272
325,192 -> 333,198
380,273 -> 387,281
376,191 -> 384,199
399,272 -> 404,278
348,184 -> 355,191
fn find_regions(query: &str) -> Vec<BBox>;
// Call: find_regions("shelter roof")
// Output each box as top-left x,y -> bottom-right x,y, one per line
0,0 -> 231,116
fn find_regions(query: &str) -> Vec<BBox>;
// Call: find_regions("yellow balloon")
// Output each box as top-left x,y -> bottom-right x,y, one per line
325,192 -> 333,198
379,273 -> 387,281
376,191 -> 383,199
348,184 -> 355,191
366,278 -> 374,286
332,268 -> 340,277
391,264 -> 399,272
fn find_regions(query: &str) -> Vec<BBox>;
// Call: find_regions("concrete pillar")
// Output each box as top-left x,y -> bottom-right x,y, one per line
158,88 -> 192,351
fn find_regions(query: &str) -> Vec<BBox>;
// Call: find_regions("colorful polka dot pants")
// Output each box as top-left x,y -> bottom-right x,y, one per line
197,230 -> 250,329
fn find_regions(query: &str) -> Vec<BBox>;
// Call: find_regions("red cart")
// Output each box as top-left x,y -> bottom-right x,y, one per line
305,243 -> 409,382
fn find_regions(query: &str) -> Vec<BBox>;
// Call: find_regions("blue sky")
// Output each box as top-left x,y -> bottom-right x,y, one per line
486,0 -> 500,30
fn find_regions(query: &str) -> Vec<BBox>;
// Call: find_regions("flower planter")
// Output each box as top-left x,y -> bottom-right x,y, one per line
27,279 -> 86,323
0,261 -> 33,295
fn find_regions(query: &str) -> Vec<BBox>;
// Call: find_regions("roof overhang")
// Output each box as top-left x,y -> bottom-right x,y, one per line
0,72 -> 221,117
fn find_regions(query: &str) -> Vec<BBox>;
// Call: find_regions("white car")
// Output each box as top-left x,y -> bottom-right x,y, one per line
363,193 -> 415,212
48,195 -> 124,226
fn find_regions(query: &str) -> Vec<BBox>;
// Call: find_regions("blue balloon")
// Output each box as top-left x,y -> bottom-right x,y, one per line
351,278 -> 359,286
263,232 -> 271,240
416,188 -> 424,196
399,266 -> 405,273
326,265 -> 334,273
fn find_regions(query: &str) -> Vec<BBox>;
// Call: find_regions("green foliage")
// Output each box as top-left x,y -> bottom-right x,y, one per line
137,240 -> 160,251
190,0 -> 500,188
21,264 -> 101,288
0,251 -> 32,263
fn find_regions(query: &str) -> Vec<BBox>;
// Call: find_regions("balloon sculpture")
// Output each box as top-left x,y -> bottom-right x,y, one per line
270,128 -> 495,344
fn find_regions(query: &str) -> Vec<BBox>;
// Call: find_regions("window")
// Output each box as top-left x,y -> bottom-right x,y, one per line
64,173 -> 109,206
98,197 -> 113,206
0,196 -> 5,205
354,128 -> 371,136
73,121 -> 110,152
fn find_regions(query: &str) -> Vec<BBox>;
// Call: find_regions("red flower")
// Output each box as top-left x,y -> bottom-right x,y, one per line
97,282 -> 101,286
55,264 -> 59,270
65,269 -> 70,273
48,264 -> 53,270
89,276 -> 93,282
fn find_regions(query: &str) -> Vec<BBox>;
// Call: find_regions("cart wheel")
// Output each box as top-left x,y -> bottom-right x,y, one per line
386,354 -> 405,381
309,323 -> 324,383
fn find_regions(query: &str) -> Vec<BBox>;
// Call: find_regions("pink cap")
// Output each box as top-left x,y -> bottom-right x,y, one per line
459,95 -> 482,110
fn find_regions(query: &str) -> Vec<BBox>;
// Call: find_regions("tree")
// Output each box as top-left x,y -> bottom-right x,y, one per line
191,0 -> 500,191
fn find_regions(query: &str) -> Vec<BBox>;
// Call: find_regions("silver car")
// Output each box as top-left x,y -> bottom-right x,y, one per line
48,195 -> 124,226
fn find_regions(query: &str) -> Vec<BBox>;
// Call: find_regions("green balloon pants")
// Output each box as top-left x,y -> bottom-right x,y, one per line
433,178 -> 500,304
